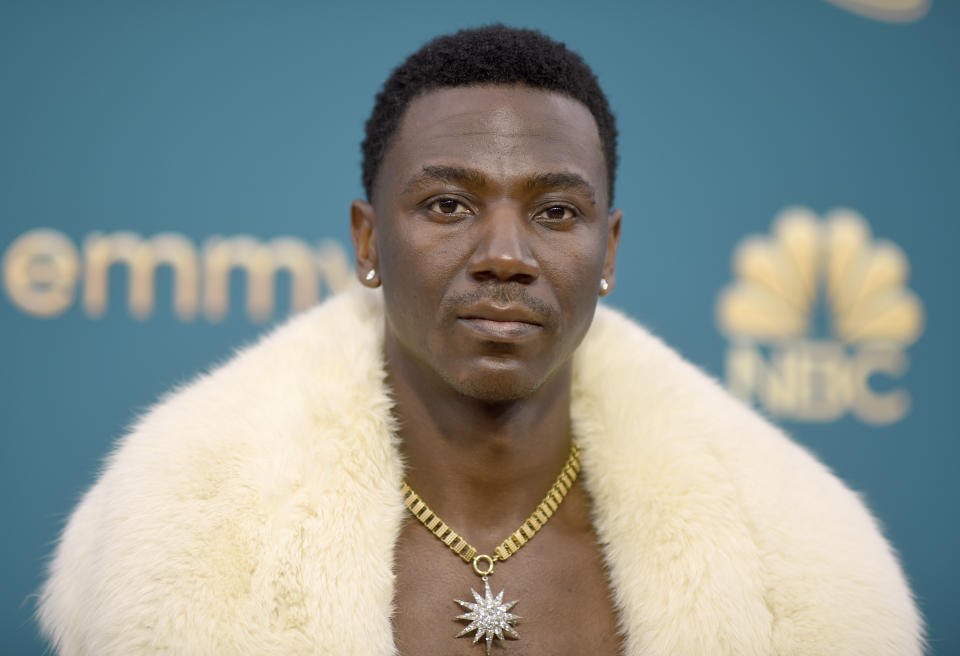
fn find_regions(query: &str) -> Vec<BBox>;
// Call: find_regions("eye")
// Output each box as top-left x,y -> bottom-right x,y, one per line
535,204 -> 578,226
427,198 -> 471,217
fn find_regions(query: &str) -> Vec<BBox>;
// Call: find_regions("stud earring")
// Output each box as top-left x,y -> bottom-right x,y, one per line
365,269 -> 377,282
600,278 -> 609,292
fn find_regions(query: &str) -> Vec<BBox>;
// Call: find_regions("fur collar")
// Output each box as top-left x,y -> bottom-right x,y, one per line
39,287 -> 923,655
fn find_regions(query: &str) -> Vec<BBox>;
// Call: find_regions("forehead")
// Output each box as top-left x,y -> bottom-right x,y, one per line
376,85 -> 607,205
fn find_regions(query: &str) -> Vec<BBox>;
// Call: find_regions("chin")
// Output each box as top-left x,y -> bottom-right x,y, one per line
444,359 -> 545,403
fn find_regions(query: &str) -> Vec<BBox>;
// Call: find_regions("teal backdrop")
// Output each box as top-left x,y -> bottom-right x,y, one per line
2,1 -> 957,653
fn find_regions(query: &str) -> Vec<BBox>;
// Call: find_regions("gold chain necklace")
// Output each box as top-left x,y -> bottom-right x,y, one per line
400,442 -> 581,654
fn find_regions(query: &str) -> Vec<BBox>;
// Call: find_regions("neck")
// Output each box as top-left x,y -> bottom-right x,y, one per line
386,337 -> 574,545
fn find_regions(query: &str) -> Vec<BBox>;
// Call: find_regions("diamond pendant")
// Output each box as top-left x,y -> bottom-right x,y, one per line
455,576 -> 521,654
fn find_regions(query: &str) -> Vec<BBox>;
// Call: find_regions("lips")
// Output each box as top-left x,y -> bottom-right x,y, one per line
458,304 -> 544,341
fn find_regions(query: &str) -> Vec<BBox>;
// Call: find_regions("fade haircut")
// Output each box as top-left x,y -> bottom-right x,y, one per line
361,24 -> 619,205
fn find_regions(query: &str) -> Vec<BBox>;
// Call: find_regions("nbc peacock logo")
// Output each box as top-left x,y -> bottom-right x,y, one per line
716,206 -> 924,425
822,0 -> 930,23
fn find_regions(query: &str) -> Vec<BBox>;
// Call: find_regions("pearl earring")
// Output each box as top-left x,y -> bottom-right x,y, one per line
600,278 -> 609,292
365,269 -> 376,282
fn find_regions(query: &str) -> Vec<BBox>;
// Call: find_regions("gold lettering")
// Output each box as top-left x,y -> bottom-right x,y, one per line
792,341 -> 850,422
725,343 -> 764,404
265,237 -> 320,313
316,239 -> 354,294
82,232 -> 199,320
726,344 -> 802,417
3,229 -> 352,323
853,348 -> 910,425
761,348 -> 798,416
727,342 -> 857,422
202,236 -> 350,322
1,228 -> 79,317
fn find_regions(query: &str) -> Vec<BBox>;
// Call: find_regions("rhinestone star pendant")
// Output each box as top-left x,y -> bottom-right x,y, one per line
455,577 -> 521,654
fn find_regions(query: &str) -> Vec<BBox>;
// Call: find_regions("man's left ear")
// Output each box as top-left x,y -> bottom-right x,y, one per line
600,209 -> 623,296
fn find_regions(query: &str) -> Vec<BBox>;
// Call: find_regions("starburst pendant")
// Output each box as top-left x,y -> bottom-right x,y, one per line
455,577 -> 521,654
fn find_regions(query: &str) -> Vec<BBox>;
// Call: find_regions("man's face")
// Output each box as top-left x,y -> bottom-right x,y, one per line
353,85 -> 621,402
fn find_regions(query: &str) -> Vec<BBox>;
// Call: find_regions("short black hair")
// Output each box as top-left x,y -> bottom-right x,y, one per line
361,24 -> 619,205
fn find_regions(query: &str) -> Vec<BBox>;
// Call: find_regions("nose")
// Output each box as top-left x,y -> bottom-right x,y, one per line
467,203 -> 540,285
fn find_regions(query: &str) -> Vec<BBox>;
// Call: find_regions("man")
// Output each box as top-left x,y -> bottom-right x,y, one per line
39,25 -> 923,655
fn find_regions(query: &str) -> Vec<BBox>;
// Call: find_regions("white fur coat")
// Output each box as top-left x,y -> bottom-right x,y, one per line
38,288 -> 924,655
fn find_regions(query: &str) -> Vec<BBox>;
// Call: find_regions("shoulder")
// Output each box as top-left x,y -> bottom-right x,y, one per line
38,288 -> 400,654
71,287 -> 385,523
573,304 -> 925,655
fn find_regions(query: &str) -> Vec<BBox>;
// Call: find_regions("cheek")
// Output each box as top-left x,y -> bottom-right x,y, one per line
379,218 -> 428,291
543,237 -> 606,290
379,214 -> 458,274
380,218 -> 473,307
378,217 -> 461,347
542,239 -> 606,329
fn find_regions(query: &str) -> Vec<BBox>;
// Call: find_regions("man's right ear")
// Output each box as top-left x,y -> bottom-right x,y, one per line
350,199 -> 380,288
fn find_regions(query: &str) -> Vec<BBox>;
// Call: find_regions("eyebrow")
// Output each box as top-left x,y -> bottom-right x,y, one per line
402,165 -> 597,206
523,172 -> 596,206
403,166 -> 489,193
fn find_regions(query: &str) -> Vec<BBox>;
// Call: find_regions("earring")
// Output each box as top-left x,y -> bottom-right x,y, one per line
365,269 -> 377,282
600,278 -> 609,292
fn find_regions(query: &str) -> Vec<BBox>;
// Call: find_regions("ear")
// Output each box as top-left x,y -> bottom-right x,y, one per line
350,199 -> 380,287
599,208 -> 622,296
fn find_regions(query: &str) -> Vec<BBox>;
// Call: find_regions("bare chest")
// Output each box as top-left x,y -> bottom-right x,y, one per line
392,515 -> 623,656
